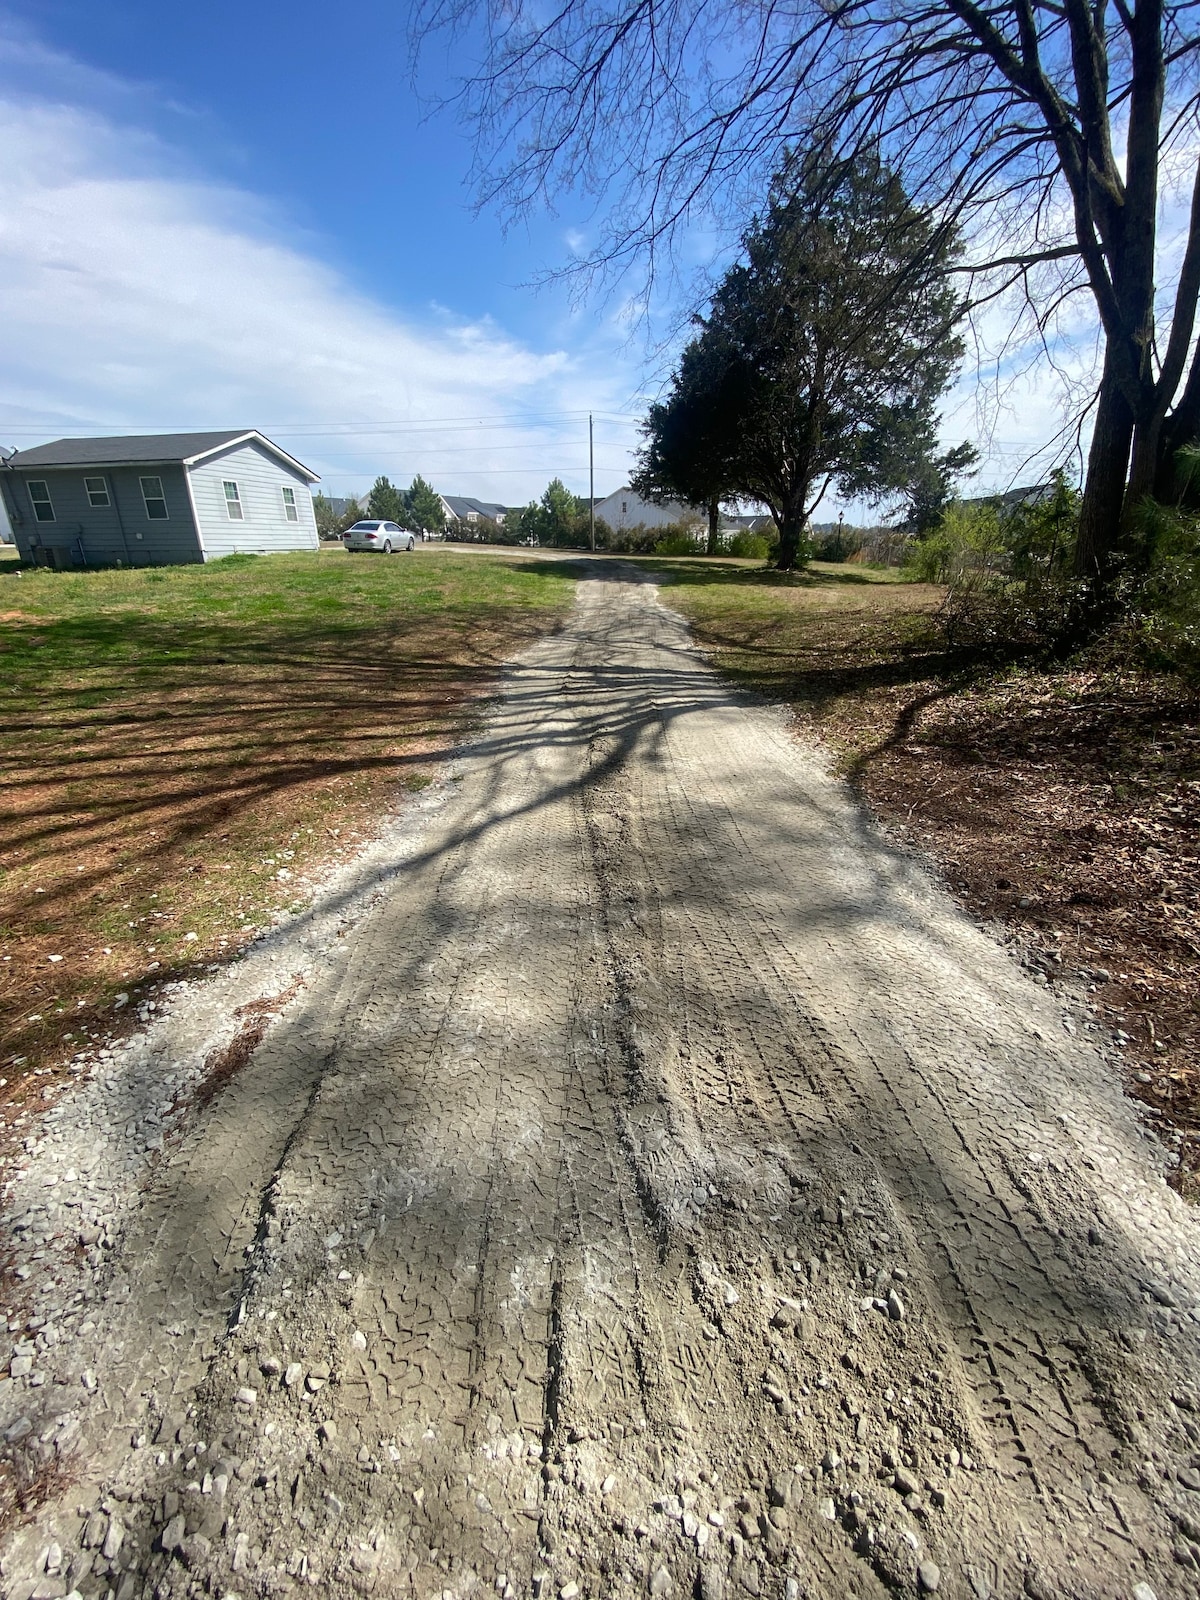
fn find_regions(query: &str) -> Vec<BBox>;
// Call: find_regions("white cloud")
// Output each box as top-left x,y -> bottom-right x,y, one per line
0,90 -> 642,501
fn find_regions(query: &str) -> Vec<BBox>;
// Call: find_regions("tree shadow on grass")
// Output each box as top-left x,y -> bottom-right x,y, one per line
492,554 -> 894,590
634,558 -> 893,589
0,601 -> 568,1067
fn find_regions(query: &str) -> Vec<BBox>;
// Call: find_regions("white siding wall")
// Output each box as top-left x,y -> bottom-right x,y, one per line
593,488 -> 703,530
188,440 -> 319,559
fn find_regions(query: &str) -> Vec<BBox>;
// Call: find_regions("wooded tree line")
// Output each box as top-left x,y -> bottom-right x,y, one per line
417,0 -> 1200,590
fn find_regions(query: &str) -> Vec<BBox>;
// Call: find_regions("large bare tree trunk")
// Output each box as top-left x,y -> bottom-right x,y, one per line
707,497 -> 720,556
1075,362 -> 1134,578
1156,330 -> 1200,500
1125,418 -> 1162,527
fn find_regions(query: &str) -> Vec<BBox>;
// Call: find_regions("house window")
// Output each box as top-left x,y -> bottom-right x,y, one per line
621,500 -> 628,515
223,481 -> 244,520
84,476 -> 110,507
140,475 -> 169,519
28,481 -> 56,522
281,485 -> 299,522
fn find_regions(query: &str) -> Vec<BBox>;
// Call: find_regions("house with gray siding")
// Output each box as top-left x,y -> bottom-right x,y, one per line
0,431 -> 320,568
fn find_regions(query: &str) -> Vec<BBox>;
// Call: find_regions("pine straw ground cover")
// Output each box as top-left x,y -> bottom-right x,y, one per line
652,556 -> 1200,1201
0,546 -> 574,1127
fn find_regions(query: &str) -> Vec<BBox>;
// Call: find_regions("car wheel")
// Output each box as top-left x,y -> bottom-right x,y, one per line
382,540 -> 393,554
407,537 -> 415,551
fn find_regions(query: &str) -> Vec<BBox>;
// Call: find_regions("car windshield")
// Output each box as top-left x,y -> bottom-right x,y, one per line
348,521 -> 382,531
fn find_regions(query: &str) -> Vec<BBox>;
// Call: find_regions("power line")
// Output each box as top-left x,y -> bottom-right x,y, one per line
0,409 -> 644,439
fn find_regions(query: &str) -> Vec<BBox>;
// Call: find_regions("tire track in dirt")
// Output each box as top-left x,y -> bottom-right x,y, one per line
3,565 -> 1198,1600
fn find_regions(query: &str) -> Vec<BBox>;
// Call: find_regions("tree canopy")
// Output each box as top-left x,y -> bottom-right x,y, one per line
656,151 -> 970,568
338,497 -> 366,532
538,478 -> 582,546
367,476 -> 407,523
514,479 -> 589,546
312,492 -> 341,539
416,0 -> 1200,580
631,335 -> 743,554
406,474 -> 445,533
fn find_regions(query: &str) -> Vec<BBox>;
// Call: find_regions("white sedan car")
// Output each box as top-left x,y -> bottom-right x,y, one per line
342,520 -> 417,553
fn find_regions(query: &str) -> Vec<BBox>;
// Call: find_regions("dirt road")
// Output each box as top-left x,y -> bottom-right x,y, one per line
3,566 -> 1199,1599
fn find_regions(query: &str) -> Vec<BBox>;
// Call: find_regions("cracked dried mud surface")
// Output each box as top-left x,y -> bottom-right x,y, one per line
3,565 -> 1200,1600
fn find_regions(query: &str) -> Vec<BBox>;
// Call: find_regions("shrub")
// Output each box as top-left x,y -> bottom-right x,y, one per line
1111,498 -> 1200,681
727,529 -> 772,559
652,523 -> 706,556
907,486 -> 1083,657
903,501 -> 1006,585
813,526 -> 863,562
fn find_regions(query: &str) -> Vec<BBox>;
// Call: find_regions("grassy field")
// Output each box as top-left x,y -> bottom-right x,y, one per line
0,546 -> 575,1094
642,557 -> 946,748
650,554 -> 1200,1198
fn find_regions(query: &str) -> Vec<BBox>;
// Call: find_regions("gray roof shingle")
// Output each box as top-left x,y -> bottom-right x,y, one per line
442,494 -> 507,520
4,431 -> 253,468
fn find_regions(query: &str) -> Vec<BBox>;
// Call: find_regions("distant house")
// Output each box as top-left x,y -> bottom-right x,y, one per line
592,487 -> 704,531
0,430 -> 320,568
721,511 -> 775,533
961,483 -> 1053,515
439,494 -> 508,527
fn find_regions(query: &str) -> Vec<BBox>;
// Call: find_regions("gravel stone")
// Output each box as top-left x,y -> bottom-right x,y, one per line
0,568 -> 1197,1600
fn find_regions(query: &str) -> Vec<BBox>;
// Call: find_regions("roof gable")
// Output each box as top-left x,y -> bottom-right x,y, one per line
442,494 -> 506,519
4,430 -> 318,481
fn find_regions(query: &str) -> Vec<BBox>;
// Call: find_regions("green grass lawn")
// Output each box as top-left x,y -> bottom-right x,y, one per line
0,546 -> 574,1090
641,556 -> 946,751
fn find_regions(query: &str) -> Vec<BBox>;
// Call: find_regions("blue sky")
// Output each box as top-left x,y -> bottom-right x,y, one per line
0,0 -> 659,503
0,1 -> 1087,510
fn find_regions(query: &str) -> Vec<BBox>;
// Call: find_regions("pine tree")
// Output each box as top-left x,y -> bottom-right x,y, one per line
367,476 -> 407,522
406,475 -> 445,534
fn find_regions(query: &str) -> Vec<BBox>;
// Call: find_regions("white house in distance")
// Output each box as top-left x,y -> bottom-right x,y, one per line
593,486 -> 705,531
0,430 -> 320,568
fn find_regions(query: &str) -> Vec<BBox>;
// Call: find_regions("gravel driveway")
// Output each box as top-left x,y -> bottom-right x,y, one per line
2,564 -> 1198,1600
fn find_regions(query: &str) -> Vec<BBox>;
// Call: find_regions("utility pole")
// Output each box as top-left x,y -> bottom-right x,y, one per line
589,413 -> 595,553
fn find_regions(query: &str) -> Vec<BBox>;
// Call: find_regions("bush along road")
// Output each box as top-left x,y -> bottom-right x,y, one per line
0,564 -> 1197,1599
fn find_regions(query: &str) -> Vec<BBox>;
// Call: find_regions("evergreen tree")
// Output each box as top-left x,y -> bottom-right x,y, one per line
539,478 -> 579,546
367,476 -> 407,522
338,497 -> 366,532
312,492 -> 341,539
405,475 -> 445,534
633,334 -> 742,555
692,150 -> 970,569
515,502 -> 543,543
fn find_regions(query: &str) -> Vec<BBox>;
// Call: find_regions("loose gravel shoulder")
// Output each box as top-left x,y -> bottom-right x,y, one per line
1,564 -> 1197,1600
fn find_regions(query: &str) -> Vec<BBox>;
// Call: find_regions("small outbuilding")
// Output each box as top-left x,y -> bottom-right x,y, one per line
0,430 -> 320,568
